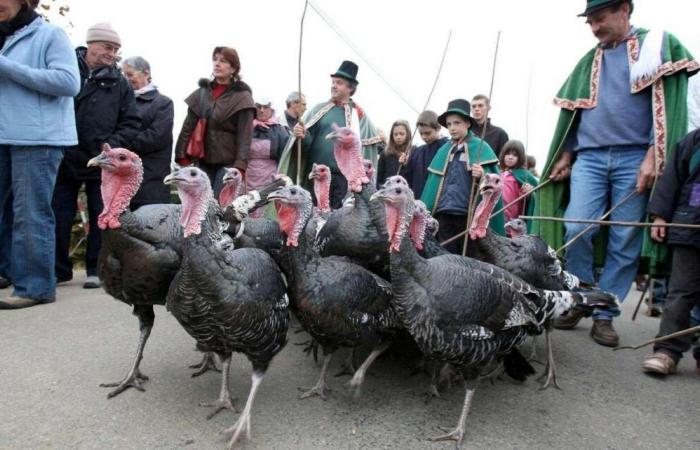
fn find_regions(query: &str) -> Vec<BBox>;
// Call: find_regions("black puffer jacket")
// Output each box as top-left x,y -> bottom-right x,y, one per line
648,128 -> 700,248
131,88 -> 174,206
60,47 -> 140,181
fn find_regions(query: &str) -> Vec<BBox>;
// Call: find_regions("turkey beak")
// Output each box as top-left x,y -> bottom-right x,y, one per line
87,153 -> 109,168
266,188 -> 285,202
222,171 -> 236,184
163,173 -> 182,185
325,130 -> 338,141
308,171 -> 316,180
369,190 -> 386,202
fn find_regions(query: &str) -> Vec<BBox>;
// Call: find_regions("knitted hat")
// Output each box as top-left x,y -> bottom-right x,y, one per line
86,22 -> 121,46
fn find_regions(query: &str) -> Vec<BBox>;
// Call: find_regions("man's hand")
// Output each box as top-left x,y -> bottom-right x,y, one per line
650,216 -> 667,242
549,151 -> 573,181
471,164 -> 484,180
636,146 -> 657,193
293,123 -> 306,139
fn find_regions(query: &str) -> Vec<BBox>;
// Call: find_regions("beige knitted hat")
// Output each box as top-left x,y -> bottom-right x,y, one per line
86,22 -> 121,46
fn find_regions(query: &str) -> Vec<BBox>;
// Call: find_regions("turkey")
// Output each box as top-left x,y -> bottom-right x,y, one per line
87,145 -> 183,398
371,180 -> 618,446
315,124 -> 389,277
305,163 -> 333,243
164,166 -> 289,448
267,185 -> 402,400
505,218 -> 527,237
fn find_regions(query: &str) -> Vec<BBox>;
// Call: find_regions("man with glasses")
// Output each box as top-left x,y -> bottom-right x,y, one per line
52,22 -> 140,290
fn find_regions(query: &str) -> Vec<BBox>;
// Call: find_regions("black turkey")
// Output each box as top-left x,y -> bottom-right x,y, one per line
371,180 -> 618,446
268,185 -> 402,399
164,166 -> 289,448
88,145 -> 183,398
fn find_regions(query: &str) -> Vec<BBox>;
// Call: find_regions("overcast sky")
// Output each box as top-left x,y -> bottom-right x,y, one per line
55,0 -> 700,168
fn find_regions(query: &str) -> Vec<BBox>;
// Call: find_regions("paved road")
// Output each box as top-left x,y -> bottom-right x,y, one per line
1,274 -> 698,449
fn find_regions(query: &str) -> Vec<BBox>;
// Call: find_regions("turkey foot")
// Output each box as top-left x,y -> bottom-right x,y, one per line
299,354 -> 332,400
222,371 -> 264,449
348,342 -> 389,398
190,352 -> 220,377
537,330 -> 561,390
334,348 -> 356,377
527,336 -> 544,366
201,356 -> 240,419
429,386 -> 475,448
100,367 -> 149,399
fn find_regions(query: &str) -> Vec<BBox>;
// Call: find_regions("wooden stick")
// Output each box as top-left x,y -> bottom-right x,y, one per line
556,190 -> 638,254
488,178 -> 552,219
395,30 -> 452,176
296,0 -> 309,185
614,325 -> 700,351
631,275 -> 652,322
518,216 -> 700,229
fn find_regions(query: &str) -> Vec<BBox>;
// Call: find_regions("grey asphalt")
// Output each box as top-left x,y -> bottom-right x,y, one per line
1,273 -> 698,450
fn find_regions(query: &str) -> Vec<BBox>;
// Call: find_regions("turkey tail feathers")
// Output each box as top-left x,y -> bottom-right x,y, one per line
503,347 -> 536,382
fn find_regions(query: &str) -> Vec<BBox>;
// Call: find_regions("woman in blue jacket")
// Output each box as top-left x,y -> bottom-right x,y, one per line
0,0 -> 80,309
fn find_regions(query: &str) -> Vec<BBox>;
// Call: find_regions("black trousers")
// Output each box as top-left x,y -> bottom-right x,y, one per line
654,245 -> 700,362
435,213 -> 469,255
329,171 -> 348,210
52,176 -> 103,279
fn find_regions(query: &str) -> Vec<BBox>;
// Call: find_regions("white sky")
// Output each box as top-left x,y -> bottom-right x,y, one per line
54,0 -> 700,169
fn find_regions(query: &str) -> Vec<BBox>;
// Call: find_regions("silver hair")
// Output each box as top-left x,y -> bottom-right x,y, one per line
285,91 -> 304,108
122,56 -> 152,81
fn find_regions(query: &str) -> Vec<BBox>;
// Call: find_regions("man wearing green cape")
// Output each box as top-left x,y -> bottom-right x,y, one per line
535,0 -> 698,346
277,60 -> 381,209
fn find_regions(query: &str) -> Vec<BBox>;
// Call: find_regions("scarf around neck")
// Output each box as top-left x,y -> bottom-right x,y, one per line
0,6 -> 38,50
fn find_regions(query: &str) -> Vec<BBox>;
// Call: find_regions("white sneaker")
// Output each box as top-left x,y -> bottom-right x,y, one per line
82,276 -> 101,289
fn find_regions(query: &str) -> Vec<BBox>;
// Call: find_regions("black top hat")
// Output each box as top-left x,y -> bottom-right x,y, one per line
330,60 -> 359,85
437,99 -> 477,128
578,0 -> 628,17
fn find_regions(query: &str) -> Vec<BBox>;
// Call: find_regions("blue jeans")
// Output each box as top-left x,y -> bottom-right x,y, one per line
564,146 -> 649,320
0,146 -> 64,301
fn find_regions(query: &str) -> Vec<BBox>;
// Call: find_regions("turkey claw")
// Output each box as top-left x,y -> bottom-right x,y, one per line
189,352 -> 221,377
200,397 -> 240,419
100,369 -> 148,399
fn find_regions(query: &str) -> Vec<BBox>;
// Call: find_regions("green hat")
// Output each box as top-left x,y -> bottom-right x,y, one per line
578,0 -> 628,17
437,99 -> 477,128
330,60 -> 359,85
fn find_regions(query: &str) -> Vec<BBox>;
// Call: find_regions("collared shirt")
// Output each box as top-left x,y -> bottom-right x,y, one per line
436,143 -> 473,215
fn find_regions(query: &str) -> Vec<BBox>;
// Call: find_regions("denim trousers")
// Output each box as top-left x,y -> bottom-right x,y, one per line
52,172 -> 103,280
564,146 -> 649,320
0,146 -> 64,301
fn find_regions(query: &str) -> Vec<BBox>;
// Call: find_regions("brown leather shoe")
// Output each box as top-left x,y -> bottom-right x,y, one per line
590,319 -> 619,347
552,308 -> 586,330
642,352 -> 677,375
0,296 -> 42,310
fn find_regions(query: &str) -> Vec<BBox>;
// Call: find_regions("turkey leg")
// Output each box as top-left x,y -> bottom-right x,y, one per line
298,353 -> 332,400
100,305 -> 153,399
200,355 -> 240,418
537,329 -> 561,390
334,348 -> 357,377
430,382 -> 476,446
348,342 -> 389,397
222,370 -> 265,448
189,351 -> 221,377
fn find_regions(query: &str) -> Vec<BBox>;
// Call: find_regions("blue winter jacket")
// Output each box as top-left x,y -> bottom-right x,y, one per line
0,17 -> 80,146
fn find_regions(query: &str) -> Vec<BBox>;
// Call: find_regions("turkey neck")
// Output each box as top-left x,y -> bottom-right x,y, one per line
469,189 -> 500,239
99,166 -> 143,229
219,180 -> 244,210
313,177 -> 331,213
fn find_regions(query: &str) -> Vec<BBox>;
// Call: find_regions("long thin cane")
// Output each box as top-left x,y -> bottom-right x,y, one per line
462,31 -> 501,256
614,325 -> 700,351
631,275 -> 652,321
295,0 -> 309,185
556,190 -> 639,255
395,30 -> 453,176
489,178 -> 552,219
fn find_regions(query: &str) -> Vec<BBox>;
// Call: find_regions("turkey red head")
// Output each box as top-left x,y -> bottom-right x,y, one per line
164,166 -> 213,237
363,159 -> 374,181
409,200 -> 430,251
87,143 -> 143,230
268,185 -> 313,247
219,167 -> 245,209
370,177 -> 415,253
505,218 -> 527,238
325,123 -> 368,193
308,163 -> 331,213
469,173 -> 503,240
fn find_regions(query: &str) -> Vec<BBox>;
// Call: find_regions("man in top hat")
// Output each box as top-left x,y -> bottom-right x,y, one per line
52,22 -> 140,289
420,99 -> 505,254
536,1 -> 698,347
278,60 -> 381,208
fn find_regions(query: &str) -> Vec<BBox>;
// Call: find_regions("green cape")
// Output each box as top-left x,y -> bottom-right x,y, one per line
535,28 -> 699,275
420,132 -> 505,235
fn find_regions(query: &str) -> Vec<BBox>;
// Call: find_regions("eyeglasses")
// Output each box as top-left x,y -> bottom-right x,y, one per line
98,42 -> 121,54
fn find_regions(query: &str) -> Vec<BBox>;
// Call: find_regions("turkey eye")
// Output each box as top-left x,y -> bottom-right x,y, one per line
290,188 -> 297,195
118,155 -> 126,161
394,188 -> 401,194
189,170 -> 197,177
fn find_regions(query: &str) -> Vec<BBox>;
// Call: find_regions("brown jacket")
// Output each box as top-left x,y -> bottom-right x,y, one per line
175,79 -> 255,169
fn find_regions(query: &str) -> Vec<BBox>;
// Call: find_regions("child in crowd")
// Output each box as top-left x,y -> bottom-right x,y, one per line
643,128 -> 700,376
376,120 -> 413,187
399,110 -> 449,198
420,99 -> 504,254
498,140 -> 539,234
526,154 -> 539,177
